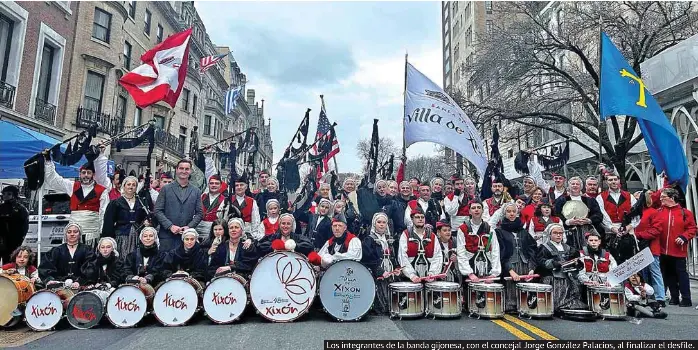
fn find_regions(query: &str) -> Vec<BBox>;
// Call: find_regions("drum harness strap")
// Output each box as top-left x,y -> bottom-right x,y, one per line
467,221 -> 493,277
408,229 -> 430,278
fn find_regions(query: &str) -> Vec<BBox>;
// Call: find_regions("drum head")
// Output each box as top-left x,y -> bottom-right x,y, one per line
426,281 -> 460,290
389,282 -> 422,291
203,276 -> 247,324
67,291 -> 105,329
0,275 -> 20,326
25,291 -> 63,331
107,285 -> 147,328
153,279 -> 198,326
319,260 -> 375,321
250,251 -> 316,322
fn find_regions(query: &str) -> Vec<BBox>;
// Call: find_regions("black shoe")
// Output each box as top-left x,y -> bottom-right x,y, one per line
669,299 -> 680,305
658,301 -> 666,308
653,311 -> 668,319
679,300 -> 693,307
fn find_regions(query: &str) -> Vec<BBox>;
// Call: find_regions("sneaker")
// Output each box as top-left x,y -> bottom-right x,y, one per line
658,300 -> 666,308
679,300 -> 693,307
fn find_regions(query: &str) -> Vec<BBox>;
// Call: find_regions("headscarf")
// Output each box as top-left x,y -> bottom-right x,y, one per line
265,198 -> 280,215
227,217 -> 244,230
430,177 -> 444,191
120,175 -> 139,194
278,213 -> 297,234
63,223 -> 82,243
317,198 -> 332,215
266,177 -> 279,191
181,228 -> 199,242
374,179 -> 388,194
544,223 -> 565,239
139,226 -> 159,247
96,237 -> 119,257
370,212 -> 391,236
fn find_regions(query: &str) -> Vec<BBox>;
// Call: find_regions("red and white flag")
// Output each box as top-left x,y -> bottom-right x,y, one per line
119,28 -> 192,108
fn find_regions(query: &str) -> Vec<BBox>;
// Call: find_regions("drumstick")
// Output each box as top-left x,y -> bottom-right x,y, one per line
465,274 -> 540,283
418,273 -> 447,282
377,268 -> 403,280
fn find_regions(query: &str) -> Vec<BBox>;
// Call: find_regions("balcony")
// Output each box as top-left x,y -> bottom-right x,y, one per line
0,81 -> 15,109
206,98 -> 226,116
155,127 -> 185,157
76,106 -> 124,135
35,99 -> 56,125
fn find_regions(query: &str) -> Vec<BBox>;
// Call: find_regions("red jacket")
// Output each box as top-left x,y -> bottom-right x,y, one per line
1,263 -> 37,276
634,207 -> 660,256
651,205 -> 697,258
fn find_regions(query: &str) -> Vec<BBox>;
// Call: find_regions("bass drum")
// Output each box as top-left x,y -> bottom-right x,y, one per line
250,251 -> 316,322
24,290 -> 69,331
106,284 -> 152,328
0,274 -> 35,327
319,260 -> 375,322
203,273 -> 248,324
66,289 -> 111,329
153,276 -> 202,326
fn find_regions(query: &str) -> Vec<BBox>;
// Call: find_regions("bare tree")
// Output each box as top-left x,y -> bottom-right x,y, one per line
404,155 -> 447,183
356,137 -> 399,176
457,1 -> 697,182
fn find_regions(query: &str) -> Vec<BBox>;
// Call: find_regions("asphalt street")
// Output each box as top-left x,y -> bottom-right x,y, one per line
2,300 -> 696,350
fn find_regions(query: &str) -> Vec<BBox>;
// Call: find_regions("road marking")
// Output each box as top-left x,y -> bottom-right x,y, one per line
491,319 -> 535,340
503,315 -> 559,340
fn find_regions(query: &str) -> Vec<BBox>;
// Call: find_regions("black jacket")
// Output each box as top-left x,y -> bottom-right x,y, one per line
101,197 -> 147,238
161,243 -> 207,283
257,232 -> 314,257
307,215 -> 332,250
81,252 -> 125,285
496,227 -> 537,274
207,240 -> 259,279
39,243 -> 94,284
123,244 -> 165,285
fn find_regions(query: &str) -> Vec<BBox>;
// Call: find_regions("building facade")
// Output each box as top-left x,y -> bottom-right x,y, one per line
0,1 -> 77,140
1,1 -> 273,180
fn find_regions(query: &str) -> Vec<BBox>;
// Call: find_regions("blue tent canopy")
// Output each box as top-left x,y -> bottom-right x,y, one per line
0,120 -> 86,179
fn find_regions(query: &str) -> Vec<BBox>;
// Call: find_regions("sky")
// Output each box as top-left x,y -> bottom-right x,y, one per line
195,1 -> 444,173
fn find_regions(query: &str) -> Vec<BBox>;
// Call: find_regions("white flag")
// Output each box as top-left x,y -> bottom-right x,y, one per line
403,62 -> 487,176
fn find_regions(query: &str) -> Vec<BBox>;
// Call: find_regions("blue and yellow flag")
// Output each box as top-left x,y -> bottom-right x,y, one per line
599,32 -> 688,190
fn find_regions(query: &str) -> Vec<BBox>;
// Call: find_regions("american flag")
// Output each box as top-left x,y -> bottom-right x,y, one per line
313,99 -> 340,178
199,53 -> 227,73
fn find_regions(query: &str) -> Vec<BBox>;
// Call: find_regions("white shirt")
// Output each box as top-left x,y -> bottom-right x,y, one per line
397,229 -> 443,279
482,198 -> 513,223
318,235 -> 363,268
550,241 -> 564,251
43,161 -> 109,227
235,195 -> 261,240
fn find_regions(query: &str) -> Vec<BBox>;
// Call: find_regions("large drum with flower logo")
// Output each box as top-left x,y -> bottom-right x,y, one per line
250,251 -> 317,322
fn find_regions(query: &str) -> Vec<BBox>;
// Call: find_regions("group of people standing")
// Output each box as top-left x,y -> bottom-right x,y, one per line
1,150 -> 696,326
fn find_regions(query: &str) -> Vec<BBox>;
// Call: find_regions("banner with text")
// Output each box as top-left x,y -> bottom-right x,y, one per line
607,247 -> 654,287
404,62 -> 487,176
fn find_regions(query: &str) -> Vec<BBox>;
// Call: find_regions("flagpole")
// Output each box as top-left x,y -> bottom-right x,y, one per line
597,4 -> 605,186
320,95 -> 340,174
402,52 -> 408,159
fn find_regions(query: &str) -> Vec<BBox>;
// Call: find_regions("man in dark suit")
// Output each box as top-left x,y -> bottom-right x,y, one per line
154,159 -> 203,251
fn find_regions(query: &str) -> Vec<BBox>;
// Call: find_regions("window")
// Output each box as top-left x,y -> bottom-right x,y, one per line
83,71 -> 105,112
452,1 -> 458,13
0,13 -> 14,83
156,24 -> 163,43
204,115 -> 212,135
453,43 -> 459,62
464,2 -> 471,20
116,95 -> 127,122
36,44 -> 54,103
445,60 -> 451,74
179,126 -> 187,153
154,114 -> 164,129
192,94 -> 197,115
134,106 -> 142,126
507,148 -> 513,158
181,88 -> 190,111
485,1 -> 493,14
144,9 -> 151,35
486,20 -> 493,34
127,1 -> 135,18
465,26 -> 472,47
123,41 -> 131,70
453,18 -> 461,34
92,8 -> 111,43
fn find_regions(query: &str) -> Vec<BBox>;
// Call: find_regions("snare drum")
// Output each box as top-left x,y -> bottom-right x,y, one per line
153,276 -> 203,326
516,283 -> 553,318
203,273 -> 248,324
425,281 -> 461,319
106,282 -> 154,328
587,285 -> 626,319
468,283 -> 504,319
0,274 -> 35,327
319,260 -> 375,322
66,288 -> 111,329
24,288 -> 74,331
250,251 -> 317,322
388,282 -> 424,319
